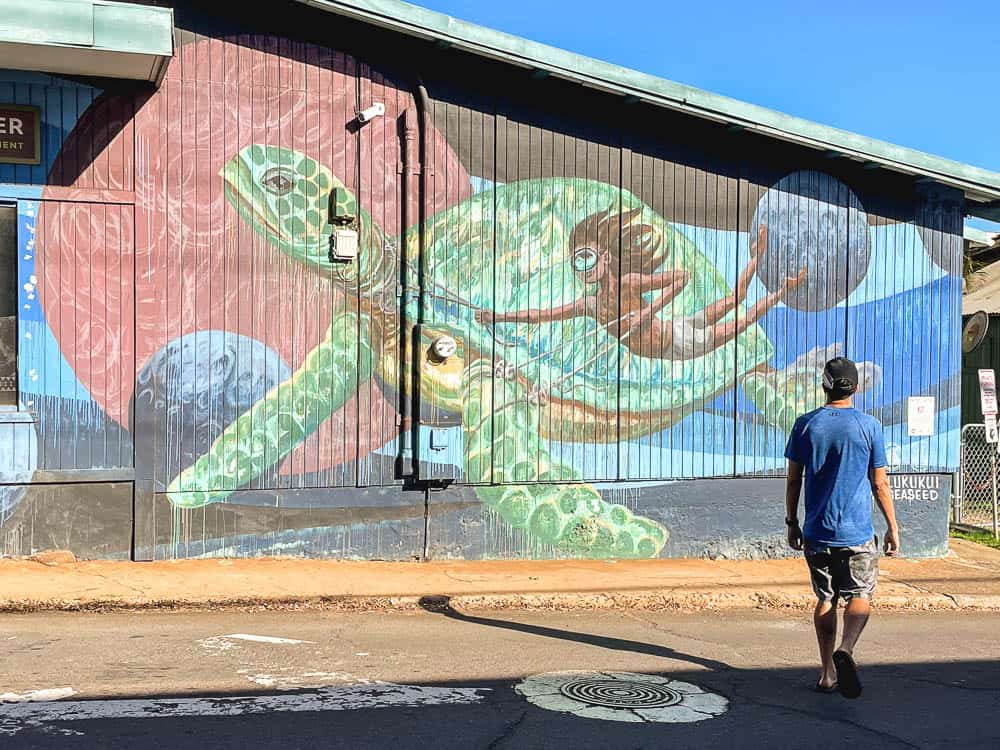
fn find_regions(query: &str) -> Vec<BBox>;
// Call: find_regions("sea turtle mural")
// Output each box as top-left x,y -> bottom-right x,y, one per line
165,144 -> 810,559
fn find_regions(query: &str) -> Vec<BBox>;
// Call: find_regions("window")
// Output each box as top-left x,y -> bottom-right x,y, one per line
0,205 -> 16,407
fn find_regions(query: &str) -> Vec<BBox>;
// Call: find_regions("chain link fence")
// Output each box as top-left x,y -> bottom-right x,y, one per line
957,424 -> 1000,534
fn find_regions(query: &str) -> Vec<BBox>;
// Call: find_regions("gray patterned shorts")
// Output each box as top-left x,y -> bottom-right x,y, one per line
804,537 -> 880,602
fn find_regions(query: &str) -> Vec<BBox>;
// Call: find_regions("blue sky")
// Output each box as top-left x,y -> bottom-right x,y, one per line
418,0 -> 1000,231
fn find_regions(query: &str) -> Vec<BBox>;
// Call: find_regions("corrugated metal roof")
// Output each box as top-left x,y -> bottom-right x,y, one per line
965,226 -> 1000,250
964,258 -> 1000,315
296,0 -> 1000,219
0,0 -> 173,84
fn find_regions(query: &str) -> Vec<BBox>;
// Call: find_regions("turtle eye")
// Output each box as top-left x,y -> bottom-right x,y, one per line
573,247 -> 598,273
260,167 -> 295,196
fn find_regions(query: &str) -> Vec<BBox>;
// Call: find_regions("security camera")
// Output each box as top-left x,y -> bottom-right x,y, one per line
356,103 -> 385,123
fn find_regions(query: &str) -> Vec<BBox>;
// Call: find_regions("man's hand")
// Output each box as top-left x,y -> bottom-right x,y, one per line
786,522 -> 803,551
871,466 -> 900,558
785,460 -> 804,551
883,527 -> 900,557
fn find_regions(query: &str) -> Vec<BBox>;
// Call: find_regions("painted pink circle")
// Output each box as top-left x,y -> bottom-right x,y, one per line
39,37 -> 471,475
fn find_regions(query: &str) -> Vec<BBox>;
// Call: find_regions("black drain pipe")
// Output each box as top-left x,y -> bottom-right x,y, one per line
398,77 -> 429,479
414,76 -> 430,327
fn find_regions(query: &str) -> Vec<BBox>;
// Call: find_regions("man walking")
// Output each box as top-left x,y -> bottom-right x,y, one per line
784,357 -> 900,699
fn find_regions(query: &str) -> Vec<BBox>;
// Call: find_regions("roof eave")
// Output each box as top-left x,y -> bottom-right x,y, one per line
0,0 -> 174,85
297,0 -> 1000,208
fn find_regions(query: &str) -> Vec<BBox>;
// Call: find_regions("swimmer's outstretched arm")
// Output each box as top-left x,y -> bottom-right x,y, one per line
635,269 -> 690,294
474,298 -> 588,325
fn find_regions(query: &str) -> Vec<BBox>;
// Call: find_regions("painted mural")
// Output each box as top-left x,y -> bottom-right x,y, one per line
0,31 -> 961,559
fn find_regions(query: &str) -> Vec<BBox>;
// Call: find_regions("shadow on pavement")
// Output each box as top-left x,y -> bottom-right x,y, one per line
417,594 -> 732,672
5,660 -> 1000,750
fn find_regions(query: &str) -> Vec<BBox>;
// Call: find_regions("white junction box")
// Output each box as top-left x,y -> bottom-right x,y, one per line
331,228 -> 359,260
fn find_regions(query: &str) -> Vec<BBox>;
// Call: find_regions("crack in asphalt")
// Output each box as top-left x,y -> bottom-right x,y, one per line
87,571 -> 147,598
737,694 -> 922,749
871,574 -> 964,609
903,676 -> 1000,693
621,611 -> 742,665
486,708 -> 527,749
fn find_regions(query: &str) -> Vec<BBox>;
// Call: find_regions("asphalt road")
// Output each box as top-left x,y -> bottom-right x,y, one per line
1,603 -> 998,749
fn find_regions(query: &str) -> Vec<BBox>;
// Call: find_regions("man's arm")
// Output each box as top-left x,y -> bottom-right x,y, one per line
871,466 -> 900,556
785,460 -> 804,550
868,422 -> 899,556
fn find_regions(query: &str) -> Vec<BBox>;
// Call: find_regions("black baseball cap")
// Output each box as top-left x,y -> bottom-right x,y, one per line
822,357 -> 859,397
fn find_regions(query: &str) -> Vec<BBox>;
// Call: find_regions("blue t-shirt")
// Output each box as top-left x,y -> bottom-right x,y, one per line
784,406 -> 887,547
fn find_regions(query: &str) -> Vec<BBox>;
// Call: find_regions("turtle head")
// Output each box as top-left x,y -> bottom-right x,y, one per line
221,145 -> 334,264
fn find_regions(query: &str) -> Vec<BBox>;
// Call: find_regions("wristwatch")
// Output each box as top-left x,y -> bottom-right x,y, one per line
785,517 -> 799,527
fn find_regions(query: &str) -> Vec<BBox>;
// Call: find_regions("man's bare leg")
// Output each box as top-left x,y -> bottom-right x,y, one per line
830,597 -> 871,698
838,597 -> 871,654
814,600 -> 838,688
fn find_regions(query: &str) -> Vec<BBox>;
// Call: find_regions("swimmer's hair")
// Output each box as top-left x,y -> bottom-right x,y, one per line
569,205 -> 664,274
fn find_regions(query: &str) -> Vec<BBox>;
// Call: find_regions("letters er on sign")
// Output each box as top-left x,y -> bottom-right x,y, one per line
0,105 -> 40,165
0,117 -> 24,135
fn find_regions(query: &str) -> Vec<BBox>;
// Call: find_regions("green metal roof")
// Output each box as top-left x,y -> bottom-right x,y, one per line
297,0 -> 1000,220
0,0 -> 173,84
965,226 -> 1000,249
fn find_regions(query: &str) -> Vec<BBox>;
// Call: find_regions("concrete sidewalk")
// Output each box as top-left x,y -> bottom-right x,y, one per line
2,539 -> 1000,613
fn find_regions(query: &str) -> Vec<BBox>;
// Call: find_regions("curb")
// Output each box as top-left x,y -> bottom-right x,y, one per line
3,590 -> 999,614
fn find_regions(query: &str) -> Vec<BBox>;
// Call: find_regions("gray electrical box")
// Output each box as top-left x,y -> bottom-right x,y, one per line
415,324 -> 464,482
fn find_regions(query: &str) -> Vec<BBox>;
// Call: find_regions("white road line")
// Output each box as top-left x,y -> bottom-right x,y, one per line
0,683 -> 491,737
196,633 -> 314,655
0,688 -> 77,703
244,671 -> 365,690
213,634 -> 313,645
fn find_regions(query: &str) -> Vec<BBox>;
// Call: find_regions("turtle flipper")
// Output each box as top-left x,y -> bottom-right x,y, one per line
166,312 -> 374,508
742,351 -> 827,434
462,361 -> 668,559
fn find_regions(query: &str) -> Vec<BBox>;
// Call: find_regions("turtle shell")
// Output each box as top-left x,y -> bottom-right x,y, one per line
411,178 -> 774,442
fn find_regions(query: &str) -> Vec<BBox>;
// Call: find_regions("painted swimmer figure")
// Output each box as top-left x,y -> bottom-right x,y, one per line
475,207 -> 807,360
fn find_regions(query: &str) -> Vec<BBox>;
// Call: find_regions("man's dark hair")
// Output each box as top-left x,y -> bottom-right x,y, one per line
823,357 -> 859,400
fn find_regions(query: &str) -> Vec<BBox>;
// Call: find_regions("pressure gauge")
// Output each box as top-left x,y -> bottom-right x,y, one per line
431,335 -> 457,360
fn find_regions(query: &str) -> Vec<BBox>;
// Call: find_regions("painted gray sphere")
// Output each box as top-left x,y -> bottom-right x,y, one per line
132,330 -> 290,480
915,200 -> 963,276
752,170 -> 869,311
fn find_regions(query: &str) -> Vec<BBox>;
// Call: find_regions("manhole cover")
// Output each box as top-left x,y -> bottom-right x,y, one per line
516,671 -> 728,723
558,678 -> 682,709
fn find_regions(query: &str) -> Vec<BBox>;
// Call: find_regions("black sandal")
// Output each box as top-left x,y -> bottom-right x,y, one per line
814,681 -> 838,694
833,650 -> 862,699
